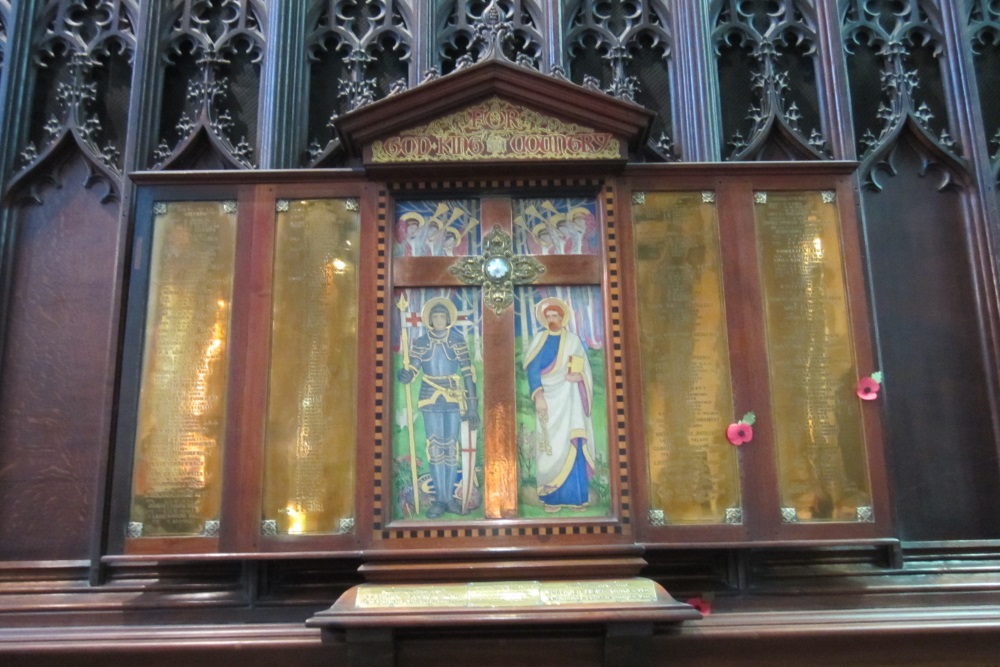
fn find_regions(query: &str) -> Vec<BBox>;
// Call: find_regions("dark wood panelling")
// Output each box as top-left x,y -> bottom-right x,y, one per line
862,136 -> 1000,540
0,153 -> 121,560
3,611 -> 1000,667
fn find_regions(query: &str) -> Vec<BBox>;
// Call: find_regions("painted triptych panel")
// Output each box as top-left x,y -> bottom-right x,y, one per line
393,199 -> 481,258
513,198 -> 600,256
392,286 -> 485,522
515,285 -> 609,519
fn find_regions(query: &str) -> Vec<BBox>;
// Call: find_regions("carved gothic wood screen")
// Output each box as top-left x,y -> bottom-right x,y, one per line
0,1 -> 999,654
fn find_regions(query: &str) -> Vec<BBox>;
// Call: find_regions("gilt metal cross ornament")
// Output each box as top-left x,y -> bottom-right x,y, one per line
449,225 -> 545,314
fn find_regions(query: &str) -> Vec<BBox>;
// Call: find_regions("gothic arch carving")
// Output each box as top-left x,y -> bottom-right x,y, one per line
564,0 -> 674,159
0,0 -> 10,74
713,0 -> 828,161
843,0 -> 968,189
968,0 -> 1000,185
151,0 -> 266,170
6,0 -> 138,204
304,0 -> 414,167
841,0 -> 967,171
865,118 -> 968,192
436,0 -> 543,75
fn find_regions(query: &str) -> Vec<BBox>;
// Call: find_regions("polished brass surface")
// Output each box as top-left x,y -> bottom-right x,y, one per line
129,201 -> 237,537
754,191 -> 871,522
262,199 -> 360,534
354,579 -> 658,609
632,192 -> 741,525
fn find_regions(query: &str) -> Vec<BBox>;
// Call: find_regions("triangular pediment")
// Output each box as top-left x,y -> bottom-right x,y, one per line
369,97 -> 622,164
334,58 -> 654,165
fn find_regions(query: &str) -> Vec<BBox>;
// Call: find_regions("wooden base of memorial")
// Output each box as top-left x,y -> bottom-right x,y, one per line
308,569 -> 700,667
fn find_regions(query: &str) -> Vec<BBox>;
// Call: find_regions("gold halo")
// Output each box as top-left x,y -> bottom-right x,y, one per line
534,296 -> 572,326
400,211 -> 424,226
422,297 -> 458,328
531,222 -> 550,237
568,206 -> 590,220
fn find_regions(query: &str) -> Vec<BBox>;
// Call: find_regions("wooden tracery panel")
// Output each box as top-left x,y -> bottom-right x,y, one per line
0,156 -> 122,560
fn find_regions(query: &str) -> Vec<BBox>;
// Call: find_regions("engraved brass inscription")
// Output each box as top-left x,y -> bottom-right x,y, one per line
632,192 -> 740,525
354,579 -> 658,609
754,191 -> 871,522
129,201 -> 237,537
262,199 -> 360,534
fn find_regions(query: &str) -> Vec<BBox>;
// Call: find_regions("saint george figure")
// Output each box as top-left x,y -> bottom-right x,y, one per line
524,297 -> 595,511
398,297 -> 480,518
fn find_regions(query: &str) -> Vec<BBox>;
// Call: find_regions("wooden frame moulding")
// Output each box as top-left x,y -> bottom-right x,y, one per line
223,180 -> 376,555
367,175 -> 636,555
622,163 -> 892,547
111,172 -> 373,559
110,180 -> 243,557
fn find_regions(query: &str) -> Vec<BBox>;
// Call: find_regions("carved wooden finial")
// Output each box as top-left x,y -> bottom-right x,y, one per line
473,0 -> 513,64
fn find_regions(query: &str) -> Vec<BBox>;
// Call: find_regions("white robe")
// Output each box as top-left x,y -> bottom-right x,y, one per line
524,328 -> 596,496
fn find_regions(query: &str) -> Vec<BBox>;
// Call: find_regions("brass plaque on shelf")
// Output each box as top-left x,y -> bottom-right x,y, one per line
261,199 -> 361,535
354,579 -> 658,610
308,577 -> 701,630
371,97 -> 620,163
754,191 -> 872,522
632,192 -> 741,525
129,201 -> 237,537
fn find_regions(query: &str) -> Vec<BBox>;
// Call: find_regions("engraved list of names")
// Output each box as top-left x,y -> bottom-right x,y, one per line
754,192 -> 871,522
632,192 -> 740,525
129,201 -> 236,537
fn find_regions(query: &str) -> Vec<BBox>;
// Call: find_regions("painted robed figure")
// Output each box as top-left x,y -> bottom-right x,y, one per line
524,297 -> 596,511
398,297 -> 480,518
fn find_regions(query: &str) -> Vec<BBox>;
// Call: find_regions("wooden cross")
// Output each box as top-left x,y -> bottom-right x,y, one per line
393,197 -> 602,518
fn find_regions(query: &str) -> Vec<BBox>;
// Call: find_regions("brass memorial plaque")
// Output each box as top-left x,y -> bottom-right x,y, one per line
353,579 -> 658,609
262,199 -> 360,535
754,192 -> 871,522
632,192 -> 741,525
129,201 -> 237,537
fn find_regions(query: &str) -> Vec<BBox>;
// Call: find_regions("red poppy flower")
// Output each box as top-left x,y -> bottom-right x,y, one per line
726,422 -> 753,445
857,376 -> 881,401
726,412 -> 756,446
686,597 -> 712,616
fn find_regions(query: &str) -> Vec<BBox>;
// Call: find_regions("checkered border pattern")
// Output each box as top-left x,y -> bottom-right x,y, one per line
603,180 -> 630,529
372,191 -> 388,531
388,177 -> 601,192
375,179 -> 628,539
